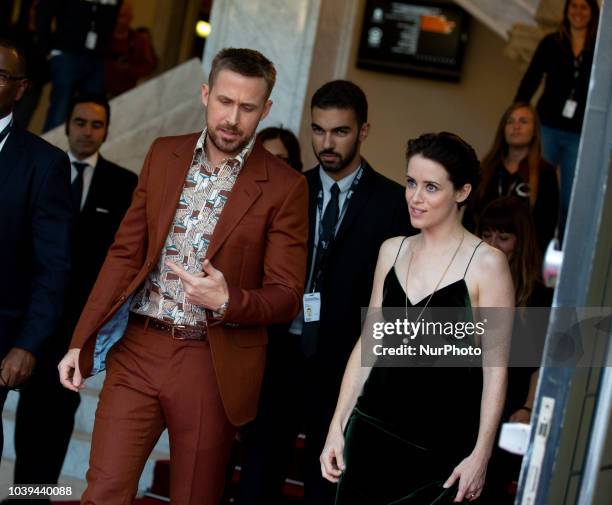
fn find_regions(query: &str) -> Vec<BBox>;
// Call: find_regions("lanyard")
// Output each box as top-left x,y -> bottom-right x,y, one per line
308,164 -> 364,292
569,51 -> 585,100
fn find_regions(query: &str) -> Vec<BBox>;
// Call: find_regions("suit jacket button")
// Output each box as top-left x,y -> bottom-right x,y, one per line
119,295 -> 126,302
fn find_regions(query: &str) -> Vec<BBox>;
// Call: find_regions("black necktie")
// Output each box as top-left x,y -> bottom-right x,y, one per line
71,162 -> 88,212
313,183 -> 340,277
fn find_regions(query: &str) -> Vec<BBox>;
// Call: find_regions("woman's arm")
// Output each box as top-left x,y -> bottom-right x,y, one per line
515,36 -> 549,103
320,236 -> 406,482
445,244 -> 514,502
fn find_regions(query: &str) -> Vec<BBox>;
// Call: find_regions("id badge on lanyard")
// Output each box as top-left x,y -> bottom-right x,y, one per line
303,165 -> 364,322
85,2 -> 99,50
562,99 -> 578,119
303,293 -> 322,323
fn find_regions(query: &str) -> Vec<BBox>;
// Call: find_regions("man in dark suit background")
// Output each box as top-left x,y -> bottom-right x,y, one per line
0,39 -> 71,459
235,80 -> 415,505
8,93 -> 137,492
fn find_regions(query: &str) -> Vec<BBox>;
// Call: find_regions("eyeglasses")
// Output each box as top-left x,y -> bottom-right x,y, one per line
0,71 -> 26,87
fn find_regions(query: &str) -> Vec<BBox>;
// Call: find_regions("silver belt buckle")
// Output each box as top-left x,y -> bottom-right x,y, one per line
171,324 -> 187,340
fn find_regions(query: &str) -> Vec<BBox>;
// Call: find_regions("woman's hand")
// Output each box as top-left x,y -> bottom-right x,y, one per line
320,422 -> 346,483
509,407 -> 531,424
443,450 -> 489,502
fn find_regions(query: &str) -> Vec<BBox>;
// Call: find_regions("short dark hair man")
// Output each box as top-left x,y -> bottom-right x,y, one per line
235,80 -> 414,505
8,93 -> 137,491
58,48 -> 308,505
0,39 -> 72,458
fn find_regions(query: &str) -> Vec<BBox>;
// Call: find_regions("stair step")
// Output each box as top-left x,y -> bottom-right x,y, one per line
2,403 -> 168,493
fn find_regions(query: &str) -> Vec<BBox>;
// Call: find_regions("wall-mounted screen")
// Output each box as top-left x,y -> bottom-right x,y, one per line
357,0 -> 470,82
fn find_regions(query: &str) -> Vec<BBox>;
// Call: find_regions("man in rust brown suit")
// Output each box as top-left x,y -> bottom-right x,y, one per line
58,48 -> 308,505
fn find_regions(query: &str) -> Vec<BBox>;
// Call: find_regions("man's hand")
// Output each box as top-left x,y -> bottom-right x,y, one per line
0,348 -> 36,388
166,259 -> 229,311
58,348 -> 84,392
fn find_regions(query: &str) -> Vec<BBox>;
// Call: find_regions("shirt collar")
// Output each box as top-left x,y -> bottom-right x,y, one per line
197,127 -> 255,171
68,150 -> 99,169
0,112 -> 13,132
319,160 -> 362,195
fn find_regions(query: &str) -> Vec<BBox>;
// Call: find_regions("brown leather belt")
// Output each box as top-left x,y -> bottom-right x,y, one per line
130,313 -> 207,341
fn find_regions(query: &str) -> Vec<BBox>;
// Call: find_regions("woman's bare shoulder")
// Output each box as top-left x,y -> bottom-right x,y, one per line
379,235 -> 417,261
462,232 -> 508,275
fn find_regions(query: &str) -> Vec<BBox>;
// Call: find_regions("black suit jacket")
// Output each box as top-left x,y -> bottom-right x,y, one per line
303,162 -> 414,372
51,156 -> 137,357
0,125 -> 72,359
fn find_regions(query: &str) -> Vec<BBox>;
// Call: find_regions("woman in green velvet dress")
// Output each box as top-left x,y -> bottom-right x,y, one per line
320,132 -> 514,504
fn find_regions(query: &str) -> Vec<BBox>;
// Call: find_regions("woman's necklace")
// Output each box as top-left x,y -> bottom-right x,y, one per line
404,232 -> 465,326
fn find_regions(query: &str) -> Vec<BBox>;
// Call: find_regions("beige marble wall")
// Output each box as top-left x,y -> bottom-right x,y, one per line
202,0 -> 324,134
202,0 -> 360,165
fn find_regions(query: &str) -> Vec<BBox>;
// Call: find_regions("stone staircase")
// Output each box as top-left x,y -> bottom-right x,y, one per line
1,374 -> 170,495
456,0 -> 565,67
42,57 -> 207,175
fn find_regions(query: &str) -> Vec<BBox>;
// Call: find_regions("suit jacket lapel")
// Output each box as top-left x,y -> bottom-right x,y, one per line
206,141 -> 267,260
154,134 -> 200,249
0,127 -> 25,189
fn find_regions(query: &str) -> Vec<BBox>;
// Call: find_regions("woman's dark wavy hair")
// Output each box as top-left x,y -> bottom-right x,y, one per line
405,132 -> 480,207
477,196 -> 541,307
257,126 -> 303,172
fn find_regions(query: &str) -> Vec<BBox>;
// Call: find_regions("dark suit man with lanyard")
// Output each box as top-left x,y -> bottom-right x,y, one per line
236,80 -> 415,505
0,39 -> 71,460
6,93 -> 137,498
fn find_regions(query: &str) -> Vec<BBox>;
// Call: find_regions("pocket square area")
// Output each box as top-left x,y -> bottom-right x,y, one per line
95,207 -> 110,214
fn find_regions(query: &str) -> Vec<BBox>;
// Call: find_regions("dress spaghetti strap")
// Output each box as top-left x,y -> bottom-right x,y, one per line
393,237 -> 410,267
463,240 -> 484,278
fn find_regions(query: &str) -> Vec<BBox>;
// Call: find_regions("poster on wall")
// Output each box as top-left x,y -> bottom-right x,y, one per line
357,0 -> 470,82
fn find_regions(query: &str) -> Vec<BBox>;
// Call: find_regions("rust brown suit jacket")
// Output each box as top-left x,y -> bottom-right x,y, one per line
69,133 -> 309,426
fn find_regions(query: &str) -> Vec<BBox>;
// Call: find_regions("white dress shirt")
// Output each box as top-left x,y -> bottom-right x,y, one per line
0,113 -> 13,153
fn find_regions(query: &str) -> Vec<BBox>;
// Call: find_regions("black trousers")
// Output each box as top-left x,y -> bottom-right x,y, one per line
12,354 -> 81,485
234,331 -> 339,505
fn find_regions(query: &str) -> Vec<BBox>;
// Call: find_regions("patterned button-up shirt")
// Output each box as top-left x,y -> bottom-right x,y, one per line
131,129 -> 255,325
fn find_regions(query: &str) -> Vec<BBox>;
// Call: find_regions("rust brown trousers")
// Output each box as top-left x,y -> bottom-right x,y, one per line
69,134 -> 308,504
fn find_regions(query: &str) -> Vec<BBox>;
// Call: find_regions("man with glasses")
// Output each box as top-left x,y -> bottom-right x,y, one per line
0,39 -> 72,460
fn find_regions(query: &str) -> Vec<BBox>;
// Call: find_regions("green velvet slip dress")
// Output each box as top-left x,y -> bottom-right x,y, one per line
335,240 -> 484,504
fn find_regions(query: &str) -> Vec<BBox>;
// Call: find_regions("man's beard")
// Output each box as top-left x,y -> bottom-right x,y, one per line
207,124 -> 250,156
314,140 -> 359,173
